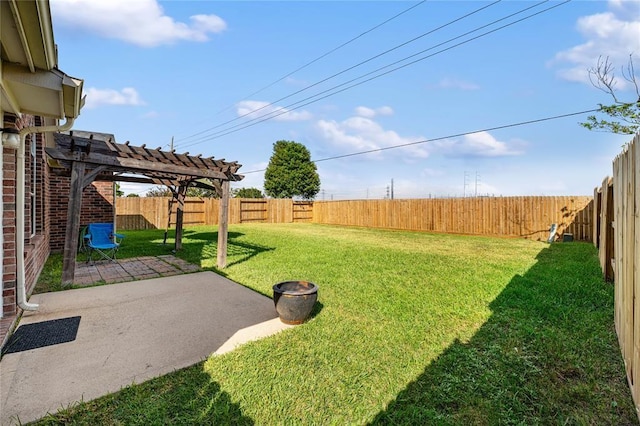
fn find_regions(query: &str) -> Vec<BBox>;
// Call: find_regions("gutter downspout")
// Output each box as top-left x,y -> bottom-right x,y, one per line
16,118 -> 75,311
1,136 -> 4,317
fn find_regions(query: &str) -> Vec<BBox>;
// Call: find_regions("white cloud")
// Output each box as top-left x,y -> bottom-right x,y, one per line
141,111 -> 159,119
432,132 -> 524,158
236,100 -> 312,122
119,181 -> 153,197
50,0 -> 226,47
285,77 -> 310,87
552,0 -> 640,86
316,115 -> 428,159
84,87 -> 145,109
433,78 -> 480,91
420,168 -> 445,178
354,106 -> 394,118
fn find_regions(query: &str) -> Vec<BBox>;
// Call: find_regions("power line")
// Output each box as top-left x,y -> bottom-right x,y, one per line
241,108 -> 599,174
180,0 -> 567,148
175,0 -> 502,147
174,0 -> 428,144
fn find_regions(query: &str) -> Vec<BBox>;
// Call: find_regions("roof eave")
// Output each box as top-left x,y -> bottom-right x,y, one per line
1,0 -> 84,119
3,0 -> 57,71
1,63 -> 84,119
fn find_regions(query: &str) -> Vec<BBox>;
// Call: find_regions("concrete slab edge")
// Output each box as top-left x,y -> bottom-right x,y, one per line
213,318 -> 295,356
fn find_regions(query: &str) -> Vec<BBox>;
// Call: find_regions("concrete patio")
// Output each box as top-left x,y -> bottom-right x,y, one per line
0,271 -> 292,425
0,256 -> 203,348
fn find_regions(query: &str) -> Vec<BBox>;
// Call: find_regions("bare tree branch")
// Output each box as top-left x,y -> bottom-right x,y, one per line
582,54 -> 640,135
588,55 -> 620,102
621,53 -> 640,100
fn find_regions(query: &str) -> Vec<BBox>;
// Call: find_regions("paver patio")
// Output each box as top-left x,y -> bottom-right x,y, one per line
73,255 -> 200,285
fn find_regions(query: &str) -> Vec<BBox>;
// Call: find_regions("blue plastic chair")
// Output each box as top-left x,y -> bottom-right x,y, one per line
85,223 -> 125,263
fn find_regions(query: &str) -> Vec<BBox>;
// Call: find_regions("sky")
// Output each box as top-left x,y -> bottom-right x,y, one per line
49,0 -> 640,199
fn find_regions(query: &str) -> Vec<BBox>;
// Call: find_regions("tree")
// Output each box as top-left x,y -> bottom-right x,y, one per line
264,140 -> 320,200
126,193 -> 139,197
145,186 -> 219,198
581,54 -> 640,135
233,187 -> 263,198
115,183 -> 125,197
186,187 -> 219,198
146,186 -> 173,197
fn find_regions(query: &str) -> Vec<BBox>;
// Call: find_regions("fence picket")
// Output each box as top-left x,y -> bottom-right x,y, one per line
598,133 -> 639,421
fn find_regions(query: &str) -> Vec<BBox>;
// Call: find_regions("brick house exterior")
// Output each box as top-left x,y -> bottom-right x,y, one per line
1,0 -> 85,342
2,114 -> 114,320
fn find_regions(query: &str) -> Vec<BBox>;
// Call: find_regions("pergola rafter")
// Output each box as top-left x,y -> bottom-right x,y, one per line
47,131 -> 242,284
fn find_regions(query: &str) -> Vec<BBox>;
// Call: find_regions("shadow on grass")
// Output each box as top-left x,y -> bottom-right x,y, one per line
370,242 -> 637,425
117,228 -> 274,270
309,301 -> 324,320
181,230 -> 275,270
34,362 -> 254,425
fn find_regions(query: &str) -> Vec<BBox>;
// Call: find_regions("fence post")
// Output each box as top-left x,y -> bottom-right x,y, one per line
598,177 -> 615,281
593,186 -> 601,248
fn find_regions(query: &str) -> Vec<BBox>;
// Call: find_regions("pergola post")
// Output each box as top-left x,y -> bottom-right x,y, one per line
61,160 -> 86,285
174,185 -> 187,251
217,180 -> 230,269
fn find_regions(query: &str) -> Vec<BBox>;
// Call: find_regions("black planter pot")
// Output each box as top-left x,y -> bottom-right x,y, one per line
273,281 -> 318,325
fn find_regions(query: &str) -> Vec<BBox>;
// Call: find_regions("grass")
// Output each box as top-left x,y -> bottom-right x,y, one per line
33,223 -> 636,424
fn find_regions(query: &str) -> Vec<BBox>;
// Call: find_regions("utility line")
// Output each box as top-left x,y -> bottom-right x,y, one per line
181,0 -> 566,148
241,108 -> 599,174
175,0 -> 500,146
175,0 -> 427,143
181,1 -> 564,148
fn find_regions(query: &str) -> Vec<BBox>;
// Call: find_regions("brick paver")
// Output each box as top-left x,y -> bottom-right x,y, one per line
73,256 -> 200,286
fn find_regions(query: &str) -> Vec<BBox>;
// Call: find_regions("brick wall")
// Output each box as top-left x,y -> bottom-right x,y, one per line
2,112 -> 115,316
49,178 -> 114,253
2,116 -> 53,315
23,128 -> 51,296
2,145 -> 17,315
2,113 -> 115,316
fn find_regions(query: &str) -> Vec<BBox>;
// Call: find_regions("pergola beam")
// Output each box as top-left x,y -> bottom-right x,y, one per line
46,148 -> 230,180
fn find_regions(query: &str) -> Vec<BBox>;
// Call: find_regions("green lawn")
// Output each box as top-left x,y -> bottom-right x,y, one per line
34,223 -> 637,424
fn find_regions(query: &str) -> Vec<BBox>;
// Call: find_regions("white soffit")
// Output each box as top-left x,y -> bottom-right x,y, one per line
2,63 -> 83,119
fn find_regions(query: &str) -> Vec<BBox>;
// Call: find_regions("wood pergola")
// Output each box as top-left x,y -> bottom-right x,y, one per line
47,131 -> 243,284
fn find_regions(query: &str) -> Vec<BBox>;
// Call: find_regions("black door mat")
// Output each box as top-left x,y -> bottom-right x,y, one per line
1,316 -> 81,355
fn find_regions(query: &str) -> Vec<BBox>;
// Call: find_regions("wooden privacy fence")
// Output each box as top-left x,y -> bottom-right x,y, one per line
595,133 -> 639,419
117,196 -> 592,241
313,196 -> 593,241
116,197 -> 312,229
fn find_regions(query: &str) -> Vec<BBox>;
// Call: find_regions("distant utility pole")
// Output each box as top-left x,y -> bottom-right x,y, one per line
475,172 -> 480,197
170,136 -> 174,151
390,178 -> 394,200
463,171 -> 470,197
321,189 -> 325,201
